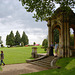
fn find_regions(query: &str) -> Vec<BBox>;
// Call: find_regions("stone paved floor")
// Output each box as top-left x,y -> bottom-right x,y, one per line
0,63 -> 48,75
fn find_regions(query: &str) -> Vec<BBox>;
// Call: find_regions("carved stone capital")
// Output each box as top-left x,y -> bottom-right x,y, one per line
47,20 -> 51,27
47,24 -> 51,27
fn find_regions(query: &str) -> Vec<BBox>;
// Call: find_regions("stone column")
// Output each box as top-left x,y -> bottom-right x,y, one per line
47,20 -> 52,47
59,29 -> 61,49
63,20 -> 70,57
32,47 -> 37,58
47,20 -> 52,55
67,22 -> 70,57
58,29 -> 63,57
64,22 -> 67,57
61,23 -> 65,57
74,30 -> 75,49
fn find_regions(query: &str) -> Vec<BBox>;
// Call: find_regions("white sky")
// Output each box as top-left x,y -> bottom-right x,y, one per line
0,0 -> 48,46
0,0 -> 74,46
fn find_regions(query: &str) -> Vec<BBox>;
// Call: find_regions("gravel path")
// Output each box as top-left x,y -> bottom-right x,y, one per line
0,63 -> 48,75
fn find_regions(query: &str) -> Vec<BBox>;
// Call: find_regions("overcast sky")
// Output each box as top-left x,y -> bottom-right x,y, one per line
0,0 -> 75,46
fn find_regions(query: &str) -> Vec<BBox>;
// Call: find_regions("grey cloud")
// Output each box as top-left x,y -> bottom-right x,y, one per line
25,28 -> 47,35
0,0 -> 48,45
0,0 -> 22,18
0,0 -> 47,28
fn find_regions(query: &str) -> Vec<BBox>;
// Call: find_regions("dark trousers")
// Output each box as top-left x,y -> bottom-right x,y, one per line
49,47 -> 54,56
1,60 -> 5,65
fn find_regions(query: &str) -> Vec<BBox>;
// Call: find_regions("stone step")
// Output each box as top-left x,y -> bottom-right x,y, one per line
30,62 -> 51,68
30,61 -> 50,66
39,58 -> 54,62
31,57 -> 54,64
39,57 -> 55,62
37,60 -> 51,64
37,59 -> 53,63
42,56 -> 55,60
29,56 -> 55,68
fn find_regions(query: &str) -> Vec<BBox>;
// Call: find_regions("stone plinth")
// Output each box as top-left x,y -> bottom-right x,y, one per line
31,47 -> 37,58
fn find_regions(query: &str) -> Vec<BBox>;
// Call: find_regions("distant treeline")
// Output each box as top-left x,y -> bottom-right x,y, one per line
6,31 -> 29,47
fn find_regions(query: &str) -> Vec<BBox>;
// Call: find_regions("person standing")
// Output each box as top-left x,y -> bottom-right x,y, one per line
54,42 -> 58,57
1,51 -> 5,66
49,42 -> 54,56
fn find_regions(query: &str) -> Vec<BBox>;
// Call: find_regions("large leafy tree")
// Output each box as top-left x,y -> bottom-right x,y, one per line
42,39 -> 48,51
42,39 -> 48,46
21,31 -> 29,45
15,31 -> 21,45
19,0 -> 75,21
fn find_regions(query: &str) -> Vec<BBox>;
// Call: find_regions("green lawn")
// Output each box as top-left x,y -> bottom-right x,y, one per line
0,66 -> 2,71
0,46 -> 46,65
21,57 -> 75,75
0,46 -> 75,75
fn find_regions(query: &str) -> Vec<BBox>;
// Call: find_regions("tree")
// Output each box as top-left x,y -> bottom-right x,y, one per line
6,31 -> 15,47
33,42 -> 36,45
42,39 -> 48,46
19,0 -> 75,21
6,35 -> 10,45
0,36 -> 3,44
42,39 -> 48,51
70,34 -> 74,46
25,34 -> 29,45
15,31 -> 21,45
53,29 -> 59,43
21,42 -> 24,47
1,44 -> 4,47
21,31 -> 29,45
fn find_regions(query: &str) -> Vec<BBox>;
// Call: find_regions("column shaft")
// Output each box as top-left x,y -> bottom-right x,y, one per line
47,20 -> 52,47
74,30 -> 75,49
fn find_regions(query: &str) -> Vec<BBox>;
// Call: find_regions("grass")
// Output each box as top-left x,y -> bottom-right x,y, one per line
21,57 -> 75,75
0,46 -> 75,75
0,46 -> 46,65
0,66 -> 2,71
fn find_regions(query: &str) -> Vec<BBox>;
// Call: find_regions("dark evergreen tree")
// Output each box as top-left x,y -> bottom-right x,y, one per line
21,31 -> 29,45
25,34 -> 29,45
6,31 -> 15,47
15,31 -> 21,45
0,36 -> 3,44
6,35 -> 10,45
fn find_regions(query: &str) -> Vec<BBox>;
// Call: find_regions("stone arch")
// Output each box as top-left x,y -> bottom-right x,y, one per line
52,22 -> 62,31
52,24 -> 61,43
47,7 -> 75,57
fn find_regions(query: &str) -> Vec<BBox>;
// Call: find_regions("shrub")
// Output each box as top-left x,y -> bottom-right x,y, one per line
21,42 -> 24,47
1,44 -> 4,47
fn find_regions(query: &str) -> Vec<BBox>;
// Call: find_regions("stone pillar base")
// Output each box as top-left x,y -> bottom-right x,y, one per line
47,47 -> 50,56
58,48 -> 63,57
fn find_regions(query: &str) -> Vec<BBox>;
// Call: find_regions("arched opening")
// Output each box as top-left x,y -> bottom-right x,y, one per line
52,25 -> 62,56
52,25 -> 61,45
53,29 -> 59,44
